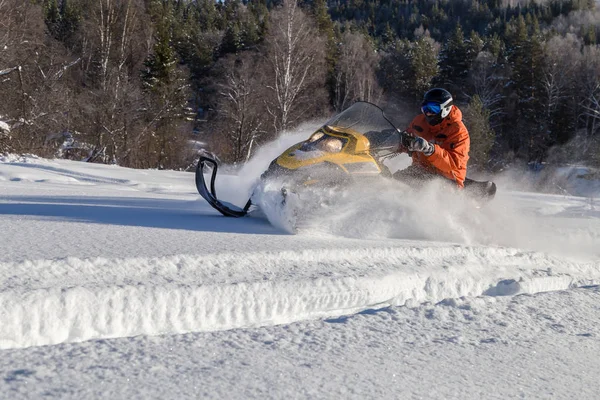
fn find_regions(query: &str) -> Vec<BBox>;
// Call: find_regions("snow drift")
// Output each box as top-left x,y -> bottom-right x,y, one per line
1,246 -> 599,349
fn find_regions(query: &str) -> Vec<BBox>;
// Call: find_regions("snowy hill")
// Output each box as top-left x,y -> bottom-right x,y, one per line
1,153 -> 600,399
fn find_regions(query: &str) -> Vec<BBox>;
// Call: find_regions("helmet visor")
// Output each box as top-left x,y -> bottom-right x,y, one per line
421,101 -> 442,115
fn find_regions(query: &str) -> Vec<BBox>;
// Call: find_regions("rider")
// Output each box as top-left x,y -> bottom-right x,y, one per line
395,88 -> 470,188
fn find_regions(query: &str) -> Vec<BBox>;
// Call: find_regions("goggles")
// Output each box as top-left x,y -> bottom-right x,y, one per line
421,101 -> 442,115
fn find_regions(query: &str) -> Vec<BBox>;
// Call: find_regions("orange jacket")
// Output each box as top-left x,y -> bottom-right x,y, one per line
407,105 -> 470,188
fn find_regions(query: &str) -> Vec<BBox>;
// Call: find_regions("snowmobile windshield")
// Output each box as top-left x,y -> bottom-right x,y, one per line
323,102 -> 399,150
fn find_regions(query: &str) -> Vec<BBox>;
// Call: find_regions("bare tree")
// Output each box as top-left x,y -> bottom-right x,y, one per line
575,45 -> 600,164
0,0 -> 80,155
542,34 -> 581,123
215,54 -> 266,163
0,0 -> 33,128
579,46 -> 600,134
72,0 -> 151,164
467,51 -> 505,131
551,9 -> 600,36
333,31 -> 382,112
262,0 -> 328,135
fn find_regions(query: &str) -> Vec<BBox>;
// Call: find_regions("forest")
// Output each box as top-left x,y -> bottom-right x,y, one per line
1,0 -> 600,171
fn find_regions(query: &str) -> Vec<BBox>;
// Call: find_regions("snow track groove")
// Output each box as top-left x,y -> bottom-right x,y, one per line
1,246 -> 599,349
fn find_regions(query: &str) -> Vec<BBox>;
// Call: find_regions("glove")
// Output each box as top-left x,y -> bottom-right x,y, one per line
407,136 -> 435,156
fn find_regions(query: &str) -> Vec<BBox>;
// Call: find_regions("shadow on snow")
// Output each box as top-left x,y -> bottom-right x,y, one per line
0,195 -> 280,235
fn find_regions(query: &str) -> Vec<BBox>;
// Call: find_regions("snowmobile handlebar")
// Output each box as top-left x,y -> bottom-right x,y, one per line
400,130 -> 416,148
398,130 -> 416,156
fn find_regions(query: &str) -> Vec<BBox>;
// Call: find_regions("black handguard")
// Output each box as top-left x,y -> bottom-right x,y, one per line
399,130 -> 416,156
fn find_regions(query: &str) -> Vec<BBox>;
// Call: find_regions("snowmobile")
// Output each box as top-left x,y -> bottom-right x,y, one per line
195,101 -> 496,220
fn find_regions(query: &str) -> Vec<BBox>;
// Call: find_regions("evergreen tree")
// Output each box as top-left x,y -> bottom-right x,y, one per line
44,0 -> 80,43
467,31 -> 485,63
44,0 -> 61,33
142,0 -> 193,169
485,33 -> 505,59
584,25 -> 596,45
439,23 -> 469,93
220,1 -> 264,54
525,16 -> 546,161
464,95 -> 495,171
505,14 -> 545,160
378,39 -> 412,95
222,20 -> 244,54
382,22 -> 396,46
313,0 -> 340,106
143,24 -> 177,89
194,0 -> 222,31
221,0 -> 244,54
379,35 -> 439,101
410,36 -> 440,99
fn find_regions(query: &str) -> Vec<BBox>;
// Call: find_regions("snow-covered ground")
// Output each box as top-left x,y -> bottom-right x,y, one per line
1,147 -> 600,399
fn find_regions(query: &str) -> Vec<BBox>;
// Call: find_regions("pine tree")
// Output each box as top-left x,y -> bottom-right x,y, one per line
379,38 -> 412,95
142,0 -> 193,169
410,36 -> 440,99
44,0 -> 80,43
220,0 -> 243,54
44,0 -> 61,33
486,33 -> 504,59
194,0 -> 222,31
252,0 -> 270,36
467,31 -> 484,63
439,23 -> 469,92
506,14 -> 545,161
313,0 -> 339,107
464,95 -> 495,171
382,22 -> 396,46
379,35 -> 439,101
222,21 -> 244,54
584,25 -> 596,45
142,23 -> 177,90
220,1 -> 264,54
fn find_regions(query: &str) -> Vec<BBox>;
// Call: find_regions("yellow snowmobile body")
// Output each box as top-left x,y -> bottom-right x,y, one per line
262,125 -> 391,189
196,102 -> 403,217
275,126 -> 378,173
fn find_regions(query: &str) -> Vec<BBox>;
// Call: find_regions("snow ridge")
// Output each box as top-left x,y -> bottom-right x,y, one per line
1,246 -> 599,349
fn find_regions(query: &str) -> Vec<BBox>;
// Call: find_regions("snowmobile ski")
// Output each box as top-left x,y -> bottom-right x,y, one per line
195,154 -> 252,217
